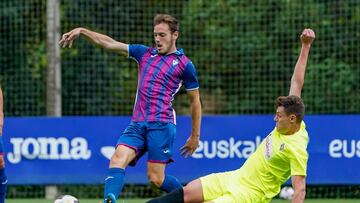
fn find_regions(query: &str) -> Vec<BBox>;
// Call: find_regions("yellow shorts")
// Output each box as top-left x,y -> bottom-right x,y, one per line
200,171 -> 271,203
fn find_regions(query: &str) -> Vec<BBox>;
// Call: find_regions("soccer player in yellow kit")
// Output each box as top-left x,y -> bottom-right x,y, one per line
147,28 -> 315,203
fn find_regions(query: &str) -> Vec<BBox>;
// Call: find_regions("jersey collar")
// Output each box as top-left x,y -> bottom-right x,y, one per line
151,48 -> 184,56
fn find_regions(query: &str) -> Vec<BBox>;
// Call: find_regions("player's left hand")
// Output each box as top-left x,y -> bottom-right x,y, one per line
180,135 -> 199,158
300,28 -> 315,45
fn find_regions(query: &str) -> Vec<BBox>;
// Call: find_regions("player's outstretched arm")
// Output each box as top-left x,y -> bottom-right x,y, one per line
289,28 -> 315,98
180,89 -> 201,158
291,175 -> 306,203
59,27 -> 128,56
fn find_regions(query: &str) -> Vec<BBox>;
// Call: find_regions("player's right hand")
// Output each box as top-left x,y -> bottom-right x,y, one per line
180,135 -> 200,158
300,28 -> 315,45
59,28 -> 82,48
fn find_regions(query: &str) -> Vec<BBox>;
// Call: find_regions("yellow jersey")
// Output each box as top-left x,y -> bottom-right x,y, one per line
234,121 -> 309,199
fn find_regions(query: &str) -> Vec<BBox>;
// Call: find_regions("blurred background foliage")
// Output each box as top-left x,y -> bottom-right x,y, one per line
0,0 -> 359,116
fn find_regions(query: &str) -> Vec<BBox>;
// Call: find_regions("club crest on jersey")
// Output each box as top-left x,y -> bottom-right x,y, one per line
280,143 -> 285,151
172,59 -> 179,66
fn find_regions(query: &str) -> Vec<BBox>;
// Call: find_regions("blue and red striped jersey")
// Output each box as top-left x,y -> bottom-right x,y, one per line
128,44 -> 199,124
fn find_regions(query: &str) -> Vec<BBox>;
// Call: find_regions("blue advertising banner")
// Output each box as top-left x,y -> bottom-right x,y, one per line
3,116 -> 360,184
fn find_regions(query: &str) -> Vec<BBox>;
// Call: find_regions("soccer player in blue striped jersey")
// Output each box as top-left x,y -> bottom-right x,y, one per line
147,29 -> 315,203
0,87 -> 7,203
60,14 -> 202,203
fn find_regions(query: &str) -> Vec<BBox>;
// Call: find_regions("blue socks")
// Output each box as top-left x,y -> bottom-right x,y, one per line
103,168 -> 181,202
0,168 -> 7,203
160,175 -> 182,193
103,168 -> 125,201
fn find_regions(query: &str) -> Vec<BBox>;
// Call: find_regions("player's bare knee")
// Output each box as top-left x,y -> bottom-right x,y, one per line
183,185 -> 198,203
110,150 -> 131,168
183,179 -> 203,203
110,153 -> 125,165
183,186 -> 191,203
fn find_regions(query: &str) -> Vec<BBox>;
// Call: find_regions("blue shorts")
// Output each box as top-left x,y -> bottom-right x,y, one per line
117,122 -> 176,166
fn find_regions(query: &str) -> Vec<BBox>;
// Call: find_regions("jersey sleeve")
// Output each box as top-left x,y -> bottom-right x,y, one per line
183,61 -> 199,90
289,145 -> 308,176
128,44 -> 149,63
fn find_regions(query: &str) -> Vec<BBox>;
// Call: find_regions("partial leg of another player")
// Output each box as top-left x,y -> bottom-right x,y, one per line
0,137 -> 7,203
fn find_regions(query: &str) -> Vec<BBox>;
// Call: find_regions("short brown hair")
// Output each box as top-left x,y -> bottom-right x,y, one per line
154,14 -> 179,33
276,95 -> 305,123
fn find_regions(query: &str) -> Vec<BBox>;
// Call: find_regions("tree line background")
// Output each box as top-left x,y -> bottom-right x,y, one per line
0,0 -> 359,116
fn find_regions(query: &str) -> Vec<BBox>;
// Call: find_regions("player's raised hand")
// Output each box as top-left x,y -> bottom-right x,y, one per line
180,135 -> 199,158
300,28 -> 315,45
59,28 -> 82,48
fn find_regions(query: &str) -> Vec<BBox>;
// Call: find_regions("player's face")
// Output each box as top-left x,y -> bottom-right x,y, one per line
274,106 -> 294,134
154,23 -> 178,55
